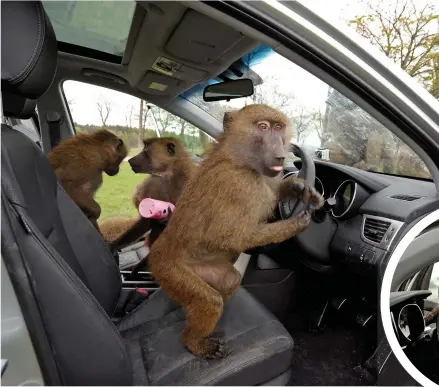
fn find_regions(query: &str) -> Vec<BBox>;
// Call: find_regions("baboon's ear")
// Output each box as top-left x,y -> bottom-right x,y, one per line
116,138 -> 124,151
167,142 -> 176,156
223,112 -> 233,132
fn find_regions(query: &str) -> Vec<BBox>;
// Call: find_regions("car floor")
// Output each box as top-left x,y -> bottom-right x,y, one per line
271,268 -> 377,386
282,310 -> 375,386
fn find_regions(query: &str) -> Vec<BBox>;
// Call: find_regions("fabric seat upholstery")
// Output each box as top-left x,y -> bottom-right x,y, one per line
1,1 -> 294,385
118,288 -> 294,386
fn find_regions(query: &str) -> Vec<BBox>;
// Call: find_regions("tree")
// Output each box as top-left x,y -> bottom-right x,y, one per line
96,97 -> 112,127
313,111 -> 326,145
291,106 -> 314,145
349,0 -> 439,99
138,99 -> 144,148
125,105 -> 134,129
67,97 -> 75,115
150,106 -> 172,135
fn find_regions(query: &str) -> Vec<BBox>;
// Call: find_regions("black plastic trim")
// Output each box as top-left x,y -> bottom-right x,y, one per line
57,42 -> 122,64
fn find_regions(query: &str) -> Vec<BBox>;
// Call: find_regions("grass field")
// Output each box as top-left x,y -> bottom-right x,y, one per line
96,160 -> 145,221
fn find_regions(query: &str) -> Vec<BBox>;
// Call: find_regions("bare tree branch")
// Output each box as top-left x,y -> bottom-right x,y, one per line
96,97 -> 112,127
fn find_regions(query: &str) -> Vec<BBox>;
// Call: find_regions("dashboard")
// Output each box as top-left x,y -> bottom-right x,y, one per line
281,160 -> 439,278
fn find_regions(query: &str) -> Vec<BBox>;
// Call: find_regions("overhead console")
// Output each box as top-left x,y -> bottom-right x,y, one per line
134,3 -> 260,100
165,9 -> 245,65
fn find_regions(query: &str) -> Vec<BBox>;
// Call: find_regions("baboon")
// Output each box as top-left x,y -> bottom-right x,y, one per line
108,137 -> 196,258
148,104 -> 324,358
48,129 -> 128,231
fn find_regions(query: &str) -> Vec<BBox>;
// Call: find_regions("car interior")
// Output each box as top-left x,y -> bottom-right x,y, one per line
388,224 -> 439,385
2,1 -> 439,386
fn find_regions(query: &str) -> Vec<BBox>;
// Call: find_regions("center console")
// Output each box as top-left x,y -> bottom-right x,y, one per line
120,270 -> 159,291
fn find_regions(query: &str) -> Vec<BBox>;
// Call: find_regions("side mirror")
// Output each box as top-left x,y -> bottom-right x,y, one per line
203,79 -> 254,102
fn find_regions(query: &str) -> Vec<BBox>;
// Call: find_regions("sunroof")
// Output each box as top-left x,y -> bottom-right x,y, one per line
42,1 -> 135,61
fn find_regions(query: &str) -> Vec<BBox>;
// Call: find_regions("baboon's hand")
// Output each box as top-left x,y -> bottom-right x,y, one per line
291,181 -> 324,210
292,210 -> 311,233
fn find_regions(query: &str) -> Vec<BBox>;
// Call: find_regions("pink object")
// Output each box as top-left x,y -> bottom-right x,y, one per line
138,198 -> 175,220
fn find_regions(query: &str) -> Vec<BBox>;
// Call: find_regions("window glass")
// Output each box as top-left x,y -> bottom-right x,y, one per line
182,45 -> 431,179
63,80 -> 213,221
42,1 -> 135,57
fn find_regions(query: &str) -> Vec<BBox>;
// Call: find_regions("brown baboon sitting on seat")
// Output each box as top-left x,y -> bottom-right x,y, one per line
101,137 -> 196,260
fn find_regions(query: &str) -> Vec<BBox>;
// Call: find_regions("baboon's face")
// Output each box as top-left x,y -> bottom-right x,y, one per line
128,138 -> 177,175
225,105 -> 292,177
104,136 -> 128,176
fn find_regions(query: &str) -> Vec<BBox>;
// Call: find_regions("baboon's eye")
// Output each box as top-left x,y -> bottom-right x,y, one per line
117,139 -> 124,152
274,124 -> 283,131
257,121 -> 270,130
167,143 -> 176,156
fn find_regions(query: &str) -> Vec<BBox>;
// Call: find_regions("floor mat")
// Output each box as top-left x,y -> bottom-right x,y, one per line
282,311 -> 376,386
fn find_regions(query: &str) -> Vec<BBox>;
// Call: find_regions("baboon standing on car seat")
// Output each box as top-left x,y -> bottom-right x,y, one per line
147,104 -> 324,359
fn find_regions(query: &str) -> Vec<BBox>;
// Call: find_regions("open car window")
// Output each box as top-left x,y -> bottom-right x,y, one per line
182,45 -> 431,180
62,80 -> 214,221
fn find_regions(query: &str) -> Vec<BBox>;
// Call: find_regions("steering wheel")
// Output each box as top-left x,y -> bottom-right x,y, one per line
247,144 -> 334,270
279,144 -> 316,219
278,143 -> 335,270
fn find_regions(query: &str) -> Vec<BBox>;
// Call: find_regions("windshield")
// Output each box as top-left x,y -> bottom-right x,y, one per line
181,45 -> 431,179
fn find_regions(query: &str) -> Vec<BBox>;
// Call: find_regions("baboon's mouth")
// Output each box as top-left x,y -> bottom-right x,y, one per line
270,165 -> 283,172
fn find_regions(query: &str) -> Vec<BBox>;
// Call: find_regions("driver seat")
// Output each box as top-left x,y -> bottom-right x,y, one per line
1,2 -> 294,385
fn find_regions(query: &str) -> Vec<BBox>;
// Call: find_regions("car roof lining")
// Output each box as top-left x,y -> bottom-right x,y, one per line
53,1 -> 265,107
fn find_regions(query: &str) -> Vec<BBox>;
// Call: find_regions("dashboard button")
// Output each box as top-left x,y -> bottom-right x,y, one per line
364,249 -> 376,264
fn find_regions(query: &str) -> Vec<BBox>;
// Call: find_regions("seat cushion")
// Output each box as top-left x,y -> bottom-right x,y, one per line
118,287 -> 294,385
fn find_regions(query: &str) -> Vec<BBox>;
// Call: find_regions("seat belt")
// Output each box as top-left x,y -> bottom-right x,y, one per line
46,111 -> 63,148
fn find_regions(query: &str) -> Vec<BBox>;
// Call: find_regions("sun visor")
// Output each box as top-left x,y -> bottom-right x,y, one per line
164,9 -> 245,65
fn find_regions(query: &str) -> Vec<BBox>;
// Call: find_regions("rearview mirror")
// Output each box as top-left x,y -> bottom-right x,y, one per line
203,79 -> 254,102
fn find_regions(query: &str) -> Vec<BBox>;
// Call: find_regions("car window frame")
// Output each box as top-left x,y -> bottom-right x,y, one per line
203,1 -> 439,191
60,79 -> 216,157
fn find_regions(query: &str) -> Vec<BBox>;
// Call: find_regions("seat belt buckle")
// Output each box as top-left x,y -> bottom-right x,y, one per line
124,288 -> 149,314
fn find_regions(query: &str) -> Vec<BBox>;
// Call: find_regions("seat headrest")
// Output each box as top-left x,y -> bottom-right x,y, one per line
1,1 -> 58,100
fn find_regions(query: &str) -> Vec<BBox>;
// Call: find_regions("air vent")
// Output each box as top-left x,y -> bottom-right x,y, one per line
390,194 -> 422,202
363,217 -> 391,243
361,215 -> 404,250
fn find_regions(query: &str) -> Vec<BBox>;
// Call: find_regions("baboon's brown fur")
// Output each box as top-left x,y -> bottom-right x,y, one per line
148,104 -> 324,358
108,137 -> 196,252
48,129 -> 128,232
99,217 -> 137,242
